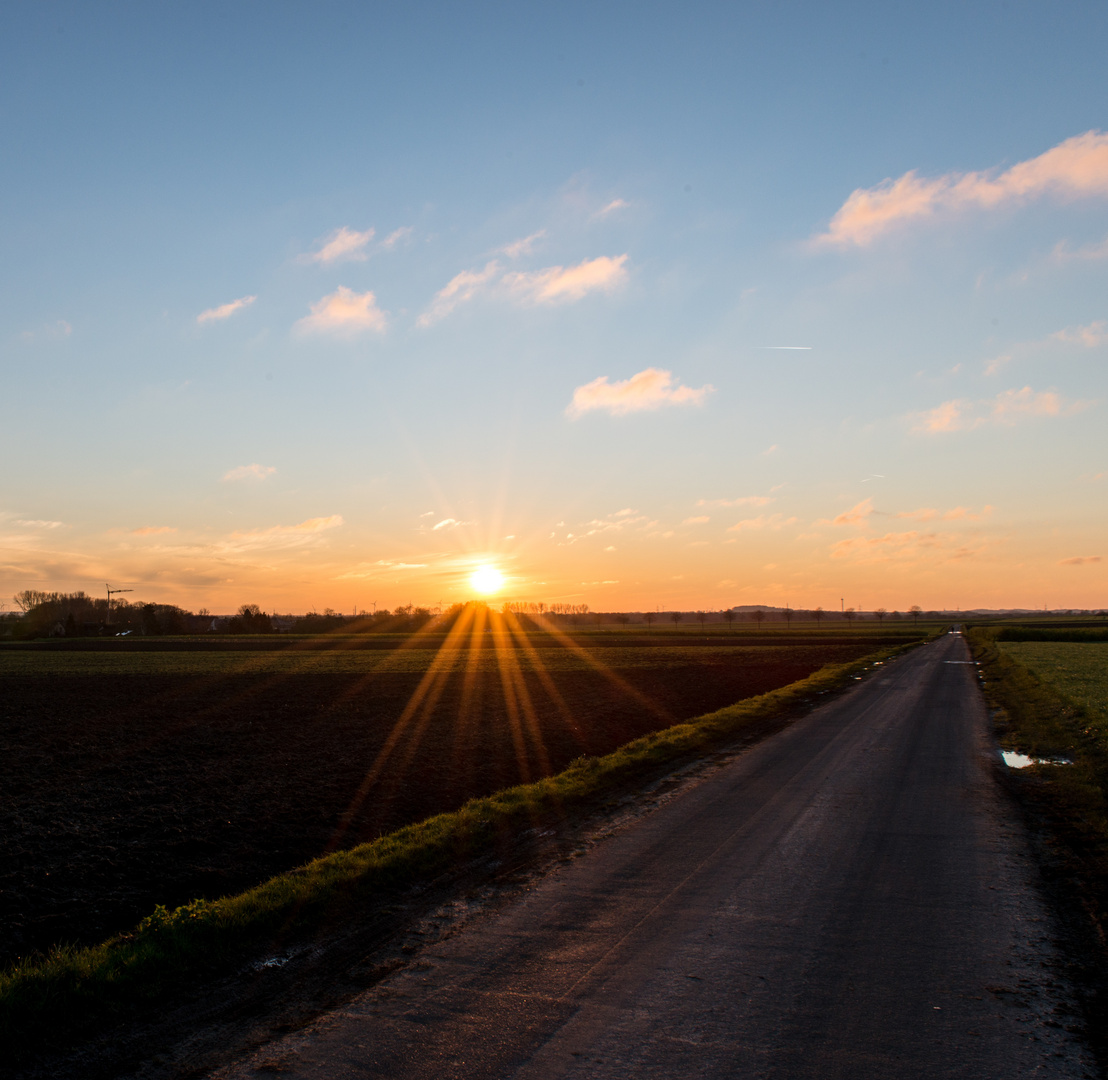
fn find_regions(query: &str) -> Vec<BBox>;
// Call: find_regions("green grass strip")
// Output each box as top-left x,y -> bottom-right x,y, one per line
0,638 -> 926,1062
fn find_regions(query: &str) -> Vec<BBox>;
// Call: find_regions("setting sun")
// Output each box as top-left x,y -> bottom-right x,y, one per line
470,565 -> 504,595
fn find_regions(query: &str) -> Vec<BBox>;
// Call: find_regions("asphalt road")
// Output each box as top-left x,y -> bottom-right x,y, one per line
212,632 -> 1095,1079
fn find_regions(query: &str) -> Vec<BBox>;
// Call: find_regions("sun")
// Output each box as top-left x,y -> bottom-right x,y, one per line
470,565 -> 504,595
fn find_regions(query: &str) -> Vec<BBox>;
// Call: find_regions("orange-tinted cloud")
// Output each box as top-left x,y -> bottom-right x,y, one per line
1052,320 -> 1108,347
197,295 -> 256,323
295,287 -> 387,336
302,226 -> 375,264
503,254 -> 628,303
131,526 -> 177,535
1060,555 -> 1102,565
817,498 -> 874,527
727,513 -> 798,532
418,261 -> 501,326
697,495 -> 773,508
566,367 -> 713,418
815,130 -> 1108,247
896,505 -> 993,522
912,386 -> 1089,433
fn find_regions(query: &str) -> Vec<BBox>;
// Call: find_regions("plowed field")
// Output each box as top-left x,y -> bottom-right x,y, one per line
0,631 -> 915,967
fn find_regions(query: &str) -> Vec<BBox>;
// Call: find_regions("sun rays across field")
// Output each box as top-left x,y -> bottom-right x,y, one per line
322,601 -> 674,854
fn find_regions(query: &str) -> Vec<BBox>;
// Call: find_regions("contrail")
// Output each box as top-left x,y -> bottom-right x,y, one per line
758,346 -> 812,350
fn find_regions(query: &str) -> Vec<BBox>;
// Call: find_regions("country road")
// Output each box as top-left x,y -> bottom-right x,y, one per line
212,631 -> 1096,1080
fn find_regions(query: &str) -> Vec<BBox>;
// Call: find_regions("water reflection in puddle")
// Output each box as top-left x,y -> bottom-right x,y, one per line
1001,751 -> 1073,769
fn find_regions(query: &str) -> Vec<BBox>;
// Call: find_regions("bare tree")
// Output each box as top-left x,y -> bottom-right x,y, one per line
812,606 -> 825,628
784,605 -> 793,628
752,609 -> 766,626
723,609 -> 735,631
643,611 -> 656,629
874,607 -> 887,622
670,611 -> 683,627
843,607 -> 856,623
696,610 -> 707,629
909,604 -> 923,626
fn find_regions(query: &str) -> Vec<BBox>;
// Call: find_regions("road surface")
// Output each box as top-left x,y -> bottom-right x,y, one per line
212,631 -> 1095,1079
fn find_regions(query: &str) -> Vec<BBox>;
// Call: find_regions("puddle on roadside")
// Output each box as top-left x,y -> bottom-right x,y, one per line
1001,751 -> 1073,769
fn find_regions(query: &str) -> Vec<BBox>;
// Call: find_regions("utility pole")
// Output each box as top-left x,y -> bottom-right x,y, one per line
105,584 -> 133,626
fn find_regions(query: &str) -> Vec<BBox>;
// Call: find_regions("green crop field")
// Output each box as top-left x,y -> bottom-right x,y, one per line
998,642 -> 1108,731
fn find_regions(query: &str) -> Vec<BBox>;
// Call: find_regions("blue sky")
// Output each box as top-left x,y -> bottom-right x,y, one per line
3,1 -> 1106,612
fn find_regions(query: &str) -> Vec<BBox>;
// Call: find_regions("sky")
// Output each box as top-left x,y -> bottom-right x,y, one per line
2,0 -> 1106,614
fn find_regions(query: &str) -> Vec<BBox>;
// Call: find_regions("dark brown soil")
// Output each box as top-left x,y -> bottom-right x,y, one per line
0,637 -> 890,968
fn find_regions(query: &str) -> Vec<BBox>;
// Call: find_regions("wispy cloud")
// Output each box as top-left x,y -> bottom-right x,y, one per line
335,558 -> 428,579
503,254 -> 628,304
222,463 -> 276,482
295,287 -> 387,336
726,513 -> 798,532
593,198 -> 629,218
566,367 -> 713,418
682,515 -> 710,525
830,530 -> 994,564
379,226 -> 413,250
817,498 -> 874,527
912,386 -> 1090,433
222,515 -> 344,553
1052,234 -> 1108,262
20,319 -> 72,343
418,261 -> 501,326
15,519 -> 64,529
302,226 -> 375,264
1052,320 -> 1108,347
815,130 -> 1108,247
1060,555 -> 1101,565
131,525 -> 177,535
197,295 -> 256,323
895,505 -> 993,522
431,517 -> 469,531
697,495 -> 773,508
418,254 -> 628,325
498,230 -> 546,258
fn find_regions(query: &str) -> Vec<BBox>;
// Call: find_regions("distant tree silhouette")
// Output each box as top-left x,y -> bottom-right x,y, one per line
874,607 -> 887,622
752,609 -> 766,626
909,604 -> 922,626
643,611 -> 655,629
696,610 -> 707,629
723,609 -> 735,630
812,606 -> 825,627
670,611 -> 683,627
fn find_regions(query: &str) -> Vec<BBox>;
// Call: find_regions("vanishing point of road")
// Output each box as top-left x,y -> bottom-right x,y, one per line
214,631 -> 1096,1079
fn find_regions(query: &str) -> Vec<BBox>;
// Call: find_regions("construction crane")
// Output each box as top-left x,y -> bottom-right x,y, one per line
105,583 -> 133,626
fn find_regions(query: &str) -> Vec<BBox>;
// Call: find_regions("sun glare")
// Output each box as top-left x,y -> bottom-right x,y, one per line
470,565 -> 504,595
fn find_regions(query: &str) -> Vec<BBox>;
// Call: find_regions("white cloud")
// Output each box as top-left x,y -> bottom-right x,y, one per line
566,367 -> 713,418
815,130 -> 1108,247
295,287 -> 387,336
498,230 -> 546,258
222,463 -> 277,482
912,386 -> 1090,433
432,517 -> 461,531
197,295 -> 256,323
15,519 -> 64,528
302,226 -> 375,264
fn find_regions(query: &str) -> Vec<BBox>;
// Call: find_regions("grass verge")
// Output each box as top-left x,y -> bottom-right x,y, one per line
1,638 -> 924,1066
968,627 -> 1108,1063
